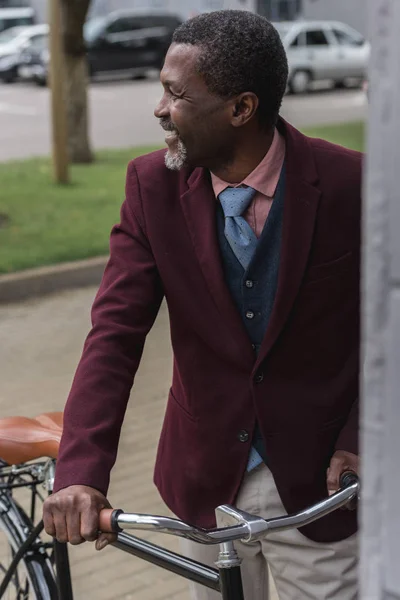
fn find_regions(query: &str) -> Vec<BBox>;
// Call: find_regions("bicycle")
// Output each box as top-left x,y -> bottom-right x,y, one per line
0,411 -> 360,600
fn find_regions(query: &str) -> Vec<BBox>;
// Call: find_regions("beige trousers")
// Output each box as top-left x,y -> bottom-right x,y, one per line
180,464 -> 358,600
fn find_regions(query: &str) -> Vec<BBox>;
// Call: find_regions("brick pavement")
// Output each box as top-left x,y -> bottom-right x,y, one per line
0,287 -> 278,599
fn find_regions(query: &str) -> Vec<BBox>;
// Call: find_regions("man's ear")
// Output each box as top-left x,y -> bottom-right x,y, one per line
231,93 -> 259,127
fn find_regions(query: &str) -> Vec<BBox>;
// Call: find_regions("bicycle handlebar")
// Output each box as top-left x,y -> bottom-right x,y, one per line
99,472 -> 359,545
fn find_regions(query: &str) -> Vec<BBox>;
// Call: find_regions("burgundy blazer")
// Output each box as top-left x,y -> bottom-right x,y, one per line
54,119 -> 362,543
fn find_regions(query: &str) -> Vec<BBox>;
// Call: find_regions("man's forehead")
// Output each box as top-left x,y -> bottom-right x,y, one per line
161,43 -> 201,83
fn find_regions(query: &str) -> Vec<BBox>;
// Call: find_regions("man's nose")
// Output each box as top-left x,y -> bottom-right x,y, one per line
154,95 -> 169,119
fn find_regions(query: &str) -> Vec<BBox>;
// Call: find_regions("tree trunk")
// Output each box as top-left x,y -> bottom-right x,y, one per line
60,0 -> 93,164
64,52 -> 93,163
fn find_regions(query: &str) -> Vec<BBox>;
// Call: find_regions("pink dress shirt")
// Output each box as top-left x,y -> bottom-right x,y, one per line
211,129 -> 286,238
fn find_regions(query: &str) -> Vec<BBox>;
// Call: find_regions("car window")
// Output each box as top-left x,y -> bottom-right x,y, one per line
0,0 -> 31,5
0,16 -> 33,31
290,34 -> 303,48
134,16 -> 171,36
332,27 -> 364,46
165,17 -> 182,29
306,29 -> 329,46
138,16 -> 161,28
107,17 -> 140,34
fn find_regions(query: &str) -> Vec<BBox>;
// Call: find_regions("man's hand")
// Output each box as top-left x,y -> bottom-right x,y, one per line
327,450 -> 359,499
43,485 -> 117,551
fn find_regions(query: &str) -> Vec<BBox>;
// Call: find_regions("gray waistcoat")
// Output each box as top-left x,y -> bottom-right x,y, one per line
216,165 -> 286,462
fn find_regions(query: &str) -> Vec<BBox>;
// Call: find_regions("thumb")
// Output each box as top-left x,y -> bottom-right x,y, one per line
326,459 -> 341,495
95,532 -> 117,552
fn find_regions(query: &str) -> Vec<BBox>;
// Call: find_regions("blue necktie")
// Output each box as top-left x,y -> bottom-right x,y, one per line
218,186 -> 258,269
219,186 -> 264,471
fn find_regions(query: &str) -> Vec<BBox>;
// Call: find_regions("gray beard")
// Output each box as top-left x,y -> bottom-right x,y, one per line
165,138 -> 188,171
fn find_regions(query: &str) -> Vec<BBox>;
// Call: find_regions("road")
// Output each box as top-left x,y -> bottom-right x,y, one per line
0,286 -> 279,599
0,77 -> 367,162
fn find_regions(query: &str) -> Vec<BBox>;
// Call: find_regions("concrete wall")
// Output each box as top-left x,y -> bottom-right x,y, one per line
302,0 -> 367,36
361,0 -> 400,598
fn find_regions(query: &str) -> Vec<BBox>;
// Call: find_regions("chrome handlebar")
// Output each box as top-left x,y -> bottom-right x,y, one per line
100,472 -> 359,545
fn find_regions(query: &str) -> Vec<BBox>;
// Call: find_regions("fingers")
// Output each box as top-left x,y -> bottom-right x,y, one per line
66,511 -> 85,546
52,511 -> 68,544
42,485 -> 113,547
43,500 -> 56,538
95,532 -> 117,552
80,500 -> 101,542
327,450 -> 360,495
326,457 -> 342,495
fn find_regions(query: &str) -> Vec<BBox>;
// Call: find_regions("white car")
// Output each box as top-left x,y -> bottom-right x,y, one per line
0,6 -> 35,33
274,20 -> 370,94
0,24 -> 48,83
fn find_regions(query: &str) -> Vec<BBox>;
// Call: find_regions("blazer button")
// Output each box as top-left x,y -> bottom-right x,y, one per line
254,372 -> 264,384
238,430 -> 250,443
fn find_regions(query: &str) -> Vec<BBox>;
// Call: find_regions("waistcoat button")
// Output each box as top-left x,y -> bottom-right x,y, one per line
238,430 -> 250,443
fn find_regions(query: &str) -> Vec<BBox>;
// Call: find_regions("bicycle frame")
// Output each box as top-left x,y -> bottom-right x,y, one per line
113,533 -> 244,600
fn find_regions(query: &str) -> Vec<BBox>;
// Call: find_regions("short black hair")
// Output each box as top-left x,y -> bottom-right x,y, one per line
172,10 -> 288,130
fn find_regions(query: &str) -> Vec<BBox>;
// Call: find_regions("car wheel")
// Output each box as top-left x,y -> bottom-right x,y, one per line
289,70 -> 312,95
34,76 -> 47,87
2,69 -> 17,84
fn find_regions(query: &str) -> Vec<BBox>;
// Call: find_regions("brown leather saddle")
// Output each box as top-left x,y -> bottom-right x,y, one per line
0,412 -> 63,465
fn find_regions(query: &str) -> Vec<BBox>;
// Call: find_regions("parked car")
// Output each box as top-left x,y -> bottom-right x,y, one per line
274,20 -> 370,94
0,23 -> 47,82
0,6 -> 35,33
18,28 -> 47,84
20,9 -> 182,86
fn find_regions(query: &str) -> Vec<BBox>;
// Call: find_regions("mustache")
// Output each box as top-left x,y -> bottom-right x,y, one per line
159,118 -> 178,133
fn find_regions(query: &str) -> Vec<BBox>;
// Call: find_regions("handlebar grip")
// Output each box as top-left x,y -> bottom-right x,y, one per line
339,471 -> 359,489
99,508 -> 123,533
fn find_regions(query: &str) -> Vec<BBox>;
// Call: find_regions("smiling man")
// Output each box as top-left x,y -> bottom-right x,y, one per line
43,10 -> 361,600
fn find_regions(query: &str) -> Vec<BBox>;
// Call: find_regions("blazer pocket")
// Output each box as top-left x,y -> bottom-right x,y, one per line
304,252 -> 354,284
168,388 -> 198,423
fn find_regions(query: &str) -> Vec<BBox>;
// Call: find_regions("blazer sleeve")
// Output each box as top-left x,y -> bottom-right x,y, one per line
53,161 -> 164,495
335,398 -> 359,456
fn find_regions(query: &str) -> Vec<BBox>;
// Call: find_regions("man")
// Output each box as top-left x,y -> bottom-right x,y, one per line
43,10 -> 361,600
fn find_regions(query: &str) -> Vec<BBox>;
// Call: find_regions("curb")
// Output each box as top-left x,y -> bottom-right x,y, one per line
0,256 -> 108,305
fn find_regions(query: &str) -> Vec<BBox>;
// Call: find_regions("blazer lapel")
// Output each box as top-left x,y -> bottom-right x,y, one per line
180,168 -> 255,368
255,121 -> 321,369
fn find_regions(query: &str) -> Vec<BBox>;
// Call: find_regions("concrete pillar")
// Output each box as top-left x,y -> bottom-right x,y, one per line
361,1 -> 400,599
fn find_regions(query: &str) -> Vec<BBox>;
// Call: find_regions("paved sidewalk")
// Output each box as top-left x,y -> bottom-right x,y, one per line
0,287 -> 278,599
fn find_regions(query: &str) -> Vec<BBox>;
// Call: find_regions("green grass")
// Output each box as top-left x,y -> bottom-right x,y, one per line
0,147 -> 155,274
0,122 -> 365,274
304,121 -> 365,151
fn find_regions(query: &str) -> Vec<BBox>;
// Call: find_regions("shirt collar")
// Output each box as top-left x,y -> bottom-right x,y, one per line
210,128 -> 286,199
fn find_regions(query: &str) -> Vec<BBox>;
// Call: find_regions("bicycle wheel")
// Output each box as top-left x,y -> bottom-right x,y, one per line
0,493 -> 57,599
